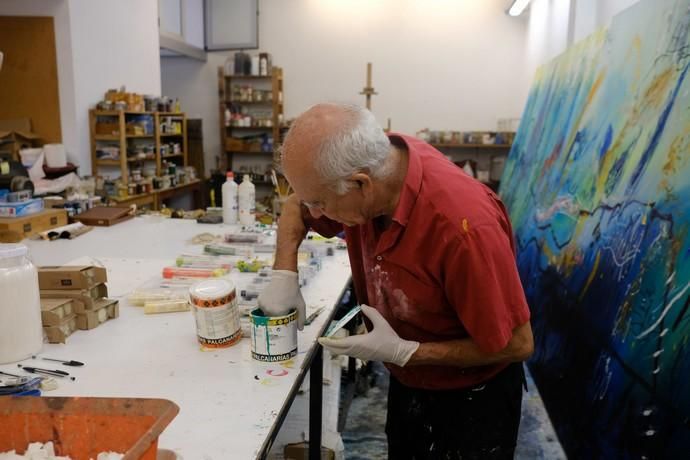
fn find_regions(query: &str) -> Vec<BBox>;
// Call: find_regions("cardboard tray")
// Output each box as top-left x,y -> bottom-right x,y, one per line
40,284 -> 107,313
40,298 -> 75,327
38,265 -> 107,290
43,313 -> 77,344
76,299 -> 119,330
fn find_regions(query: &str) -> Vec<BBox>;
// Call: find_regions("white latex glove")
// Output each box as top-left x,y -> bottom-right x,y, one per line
257,270 -> 306,330
318,305 -> 420,367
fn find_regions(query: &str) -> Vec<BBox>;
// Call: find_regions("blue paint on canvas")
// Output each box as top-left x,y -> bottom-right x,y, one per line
500,0 -> 690,457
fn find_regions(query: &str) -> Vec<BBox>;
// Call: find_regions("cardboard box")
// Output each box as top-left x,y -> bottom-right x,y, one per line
38,266 -> 107,290
284,443 -> 335,460
40,298 -> 75,327
40,284 -> 108,313
76,299 -> 119,330
0,208 -> 67,242
0,118 -> 41,159
0,198 -> 44,218
43,313 -> 77,344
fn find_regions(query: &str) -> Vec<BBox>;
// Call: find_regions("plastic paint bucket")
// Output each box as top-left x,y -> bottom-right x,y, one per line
188,279 -> 242,348
250,308 -> 298,362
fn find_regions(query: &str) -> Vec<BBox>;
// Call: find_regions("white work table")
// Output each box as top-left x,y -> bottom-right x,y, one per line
9,217 -> 352,459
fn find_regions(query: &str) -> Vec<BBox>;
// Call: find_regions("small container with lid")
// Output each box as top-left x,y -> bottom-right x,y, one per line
0,244 -> 43,363
188,279 -> 242,348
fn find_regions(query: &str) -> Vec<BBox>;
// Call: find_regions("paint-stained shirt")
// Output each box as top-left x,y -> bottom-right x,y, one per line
306,133 -> 530,390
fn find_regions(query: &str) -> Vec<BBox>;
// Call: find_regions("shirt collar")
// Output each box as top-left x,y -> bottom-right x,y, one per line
389,133 -> 423,227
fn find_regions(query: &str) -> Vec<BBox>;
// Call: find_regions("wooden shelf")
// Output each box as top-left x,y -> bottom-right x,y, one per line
225,75 -> 273,80
93,111 -> 154,116
110,191 -> 154,203
95,159 -> 120,166
227,149 -> 273,154
431,143 -> 512,149
127,156 -> 156,163
158,112 -> 185,116
226,126 -> 274,131
160,133 -> 184,137
126,134 -> 154,138
161,153 -> 184,159
227,100 -> 275,105
94,134 -> 120,141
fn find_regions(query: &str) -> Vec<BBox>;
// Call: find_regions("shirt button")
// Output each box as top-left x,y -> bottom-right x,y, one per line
376,256 -> 382,261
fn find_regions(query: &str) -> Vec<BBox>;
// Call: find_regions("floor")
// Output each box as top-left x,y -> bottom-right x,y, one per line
341,363 -> 566,460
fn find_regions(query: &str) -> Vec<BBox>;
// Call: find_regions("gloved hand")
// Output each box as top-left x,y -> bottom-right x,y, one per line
318,305 -> 420,367
257,270 -> 306,330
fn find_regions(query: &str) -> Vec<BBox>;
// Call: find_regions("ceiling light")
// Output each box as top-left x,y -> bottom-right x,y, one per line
507,0 -> 531,16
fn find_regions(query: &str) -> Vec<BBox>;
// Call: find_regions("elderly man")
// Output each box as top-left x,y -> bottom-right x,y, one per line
258,103 -> 533,459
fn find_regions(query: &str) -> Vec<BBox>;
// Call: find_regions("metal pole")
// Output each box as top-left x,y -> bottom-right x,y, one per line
309,345 -> 323,460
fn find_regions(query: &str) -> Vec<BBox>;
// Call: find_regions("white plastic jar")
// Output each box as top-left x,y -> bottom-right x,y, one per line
0,244 -> 43,363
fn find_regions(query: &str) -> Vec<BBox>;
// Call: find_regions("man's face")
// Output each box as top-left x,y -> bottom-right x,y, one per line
285,163 -> 373,227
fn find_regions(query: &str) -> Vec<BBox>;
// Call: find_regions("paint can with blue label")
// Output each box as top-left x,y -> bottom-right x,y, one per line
250,308 -> 297,362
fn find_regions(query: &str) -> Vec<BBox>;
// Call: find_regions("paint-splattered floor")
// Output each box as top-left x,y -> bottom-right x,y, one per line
341,363 -> 566,459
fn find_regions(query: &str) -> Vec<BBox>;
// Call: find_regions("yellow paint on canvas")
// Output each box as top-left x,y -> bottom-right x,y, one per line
579,251 -> 601,302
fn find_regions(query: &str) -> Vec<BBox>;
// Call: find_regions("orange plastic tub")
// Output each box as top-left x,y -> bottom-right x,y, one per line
0,397 -> 179,460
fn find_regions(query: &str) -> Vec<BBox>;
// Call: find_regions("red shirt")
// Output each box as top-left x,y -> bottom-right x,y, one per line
307,134 -> 530,390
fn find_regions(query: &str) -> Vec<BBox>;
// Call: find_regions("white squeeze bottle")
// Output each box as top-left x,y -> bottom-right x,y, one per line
222,171 -> 238,224
239,174 -> 256,225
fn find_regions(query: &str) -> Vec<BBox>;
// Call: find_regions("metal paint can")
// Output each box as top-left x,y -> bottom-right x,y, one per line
188,279 -> 242,348
250,308 -> 297,362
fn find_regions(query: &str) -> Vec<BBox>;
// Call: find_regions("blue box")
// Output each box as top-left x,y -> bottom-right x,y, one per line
0,189 -> 8,202
0,198 -> 44,217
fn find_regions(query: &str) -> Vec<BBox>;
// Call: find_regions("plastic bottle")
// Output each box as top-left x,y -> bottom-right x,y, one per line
224,108 -> 231,127
238,174 -> 256,225
0,244 -> 42,363
222,172 -> 238,224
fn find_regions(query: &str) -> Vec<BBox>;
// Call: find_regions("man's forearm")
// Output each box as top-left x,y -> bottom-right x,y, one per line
273,194 -> 308,271
406,322 -> 534,368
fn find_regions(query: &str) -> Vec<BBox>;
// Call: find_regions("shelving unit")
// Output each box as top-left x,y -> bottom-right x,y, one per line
217,67 -> 285,186
89,110 -> 198,209
90,110 -> 188,184
430,142 -> 512,191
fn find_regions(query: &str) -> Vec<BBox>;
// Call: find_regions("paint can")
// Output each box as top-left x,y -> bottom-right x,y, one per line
188,279 -> 242,348
250,308 -> 297,362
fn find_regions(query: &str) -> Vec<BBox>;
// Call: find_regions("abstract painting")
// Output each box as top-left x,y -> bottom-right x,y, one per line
500,0 -> 690,457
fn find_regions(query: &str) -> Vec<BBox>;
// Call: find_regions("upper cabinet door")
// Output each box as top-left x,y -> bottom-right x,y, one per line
159,0 -> 184,38
204,0 -> 258,50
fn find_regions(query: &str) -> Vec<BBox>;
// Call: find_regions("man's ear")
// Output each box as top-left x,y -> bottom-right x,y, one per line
350,172 -> 373,195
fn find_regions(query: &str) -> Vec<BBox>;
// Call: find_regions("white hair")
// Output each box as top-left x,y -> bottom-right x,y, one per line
283,103 -> 393,195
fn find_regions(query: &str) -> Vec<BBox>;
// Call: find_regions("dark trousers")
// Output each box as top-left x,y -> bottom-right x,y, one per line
386,363 -> 525,460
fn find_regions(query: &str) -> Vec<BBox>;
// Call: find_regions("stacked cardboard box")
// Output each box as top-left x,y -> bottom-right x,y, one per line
40,298 -> 78,343
38,266 -> 119,342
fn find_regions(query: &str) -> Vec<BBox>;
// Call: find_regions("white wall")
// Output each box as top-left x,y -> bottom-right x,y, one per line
162,0 -> 531,176
525,0 -> 641,79
0,0 -> 78,164
68,0 -> 161,172
0,0 -> 161,173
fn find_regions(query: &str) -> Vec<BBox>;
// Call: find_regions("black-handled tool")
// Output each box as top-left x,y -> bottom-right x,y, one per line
32,356 -> 84,367
18,365 -> 76,381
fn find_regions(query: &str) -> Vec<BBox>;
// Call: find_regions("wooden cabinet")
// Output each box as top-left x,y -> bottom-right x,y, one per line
217,67 -> 285,179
